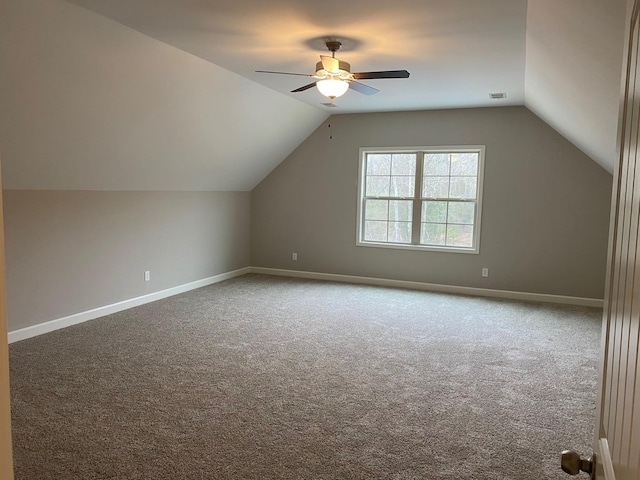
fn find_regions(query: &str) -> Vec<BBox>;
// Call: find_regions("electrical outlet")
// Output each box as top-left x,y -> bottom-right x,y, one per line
481,268 -> 489,278
292,253 -> 298,261
144,271 -> 150,282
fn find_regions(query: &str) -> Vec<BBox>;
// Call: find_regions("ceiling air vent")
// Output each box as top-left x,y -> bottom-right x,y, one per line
489,92 -> 507,100
321,102 -> 339,107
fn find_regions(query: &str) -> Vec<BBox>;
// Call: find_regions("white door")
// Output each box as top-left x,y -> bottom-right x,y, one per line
595,0 -> 640,478
0,150 -> 14,478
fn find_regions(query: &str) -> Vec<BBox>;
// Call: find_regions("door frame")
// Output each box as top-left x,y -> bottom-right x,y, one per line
0,149 -> 14,478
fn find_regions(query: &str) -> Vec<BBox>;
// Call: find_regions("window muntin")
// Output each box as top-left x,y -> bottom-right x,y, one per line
358,147 -> 484,253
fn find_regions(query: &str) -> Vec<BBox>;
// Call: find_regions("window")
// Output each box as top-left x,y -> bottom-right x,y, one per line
357,146 -> 485,253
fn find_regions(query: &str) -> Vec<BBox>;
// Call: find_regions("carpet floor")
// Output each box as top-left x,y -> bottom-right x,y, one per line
9,274 -> 602,479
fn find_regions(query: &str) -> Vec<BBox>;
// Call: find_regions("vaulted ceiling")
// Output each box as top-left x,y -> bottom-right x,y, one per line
64,0 -> 628,173
65,0 -> 530,113
0,0 -> 627,191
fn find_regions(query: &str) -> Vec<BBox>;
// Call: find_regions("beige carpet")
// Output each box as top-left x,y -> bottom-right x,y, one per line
9,274 -> 601,479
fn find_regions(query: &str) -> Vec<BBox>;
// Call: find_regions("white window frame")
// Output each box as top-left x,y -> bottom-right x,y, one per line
356,146 -> 485,254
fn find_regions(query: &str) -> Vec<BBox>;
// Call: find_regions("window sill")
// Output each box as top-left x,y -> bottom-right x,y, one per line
356,240 -> 479,254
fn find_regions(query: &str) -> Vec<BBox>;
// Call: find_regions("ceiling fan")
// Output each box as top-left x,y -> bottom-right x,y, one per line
256,40 -> 410,100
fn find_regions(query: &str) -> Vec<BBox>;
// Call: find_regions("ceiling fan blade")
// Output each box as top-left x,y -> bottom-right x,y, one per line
348,81 -> 379,96
353,70 -> 410,80
320,56 -> 339,74
255,70 -> 313,77
291,82 -> 317,93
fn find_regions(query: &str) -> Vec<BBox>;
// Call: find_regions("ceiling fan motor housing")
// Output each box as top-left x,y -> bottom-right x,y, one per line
315,60 -> 352,79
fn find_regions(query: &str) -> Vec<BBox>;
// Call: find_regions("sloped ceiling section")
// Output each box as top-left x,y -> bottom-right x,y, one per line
0,0 -> 327,191
525,0 -> 627,173
63,0 -> 528,114
57,0 -> 627,174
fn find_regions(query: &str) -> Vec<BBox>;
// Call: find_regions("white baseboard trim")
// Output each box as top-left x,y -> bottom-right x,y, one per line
249,267 -> 604,308
8,265 -> 603,343
8,267 -> 250,344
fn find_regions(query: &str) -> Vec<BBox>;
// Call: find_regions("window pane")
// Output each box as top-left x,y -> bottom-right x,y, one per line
366,176 -> 390,196
366,154 -> 391,175
388,222 -> 412,243
424,154 -> 450,176
449,177 -> 477,199
365,199 -> 388,221
423,176 -> 450,198
389,200 -> 412,222
391,154 -> 416,175
446,225 -> 474,247
421,223 -> 446,245
364,221 -> 387,242
447,202 -> 475,225
390,175 -> 415,197
422,201 -> 447,223
450,153 -> 478,176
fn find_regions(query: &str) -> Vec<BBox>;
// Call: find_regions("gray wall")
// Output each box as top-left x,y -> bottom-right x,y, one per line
0,0 -> 326,192
251,107 -> 612,299
3,191 -> 250,331
0,0 -> 262,334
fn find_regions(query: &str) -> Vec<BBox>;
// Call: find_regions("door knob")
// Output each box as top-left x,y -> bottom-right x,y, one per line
561,450 -> 594,478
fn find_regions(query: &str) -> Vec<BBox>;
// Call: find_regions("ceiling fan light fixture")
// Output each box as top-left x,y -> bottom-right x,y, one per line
256,38 -> 409,99
316,79 -> 349,99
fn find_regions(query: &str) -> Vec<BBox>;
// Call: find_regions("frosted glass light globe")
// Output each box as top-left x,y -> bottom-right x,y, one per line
316,79 -> 349,99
